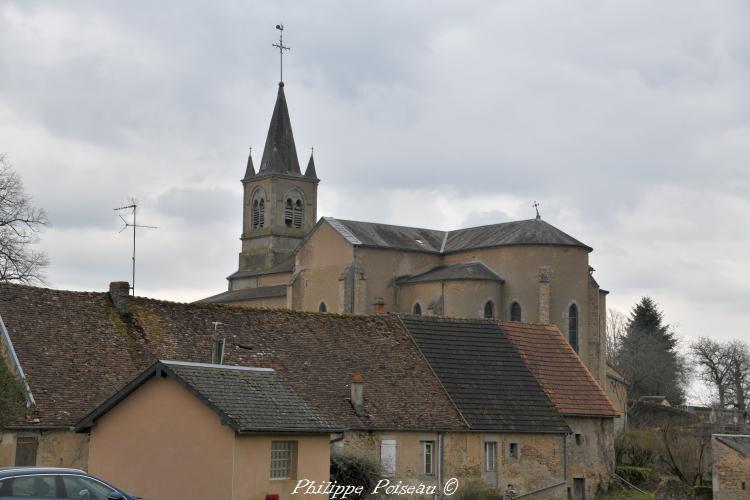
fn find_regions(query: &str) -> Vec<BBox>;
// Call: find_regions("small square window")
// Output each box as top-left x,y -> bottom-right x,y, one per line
742,481 -> 747,490
421,441 -> 435,476
484,441 -> 497,472
270,441 -> 297,479
575,433 -> 582,446
509,442 -> 519,460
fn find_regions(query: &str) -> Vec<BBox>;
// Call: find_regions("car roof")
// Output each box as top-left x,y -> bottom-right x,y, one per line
0,467 -> 87,477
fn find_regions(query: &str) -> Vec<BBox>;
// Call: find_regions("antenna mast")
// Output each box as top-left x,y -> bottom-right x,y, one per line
114,200 -> 157,296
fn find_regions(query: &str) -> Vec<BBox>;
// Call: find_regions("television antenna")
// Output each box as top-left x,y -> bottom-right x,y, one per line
114,200 -> 157,296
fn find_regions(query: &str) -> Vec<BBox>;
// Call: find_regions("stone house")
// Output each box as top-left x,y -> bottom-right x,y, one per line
712,434 -> 750,500
76,360 -> 339,500
200,79 -> 612,395
1,281 -> 617,498
503,321 -> 618,499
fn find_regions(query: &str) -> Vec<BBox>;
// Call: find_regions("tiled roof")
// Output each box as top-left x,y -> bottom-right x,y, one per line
326,217 -> 591,254
400,316 -> 570,434
396,262 -> 504,284
77,361 -> 340,433
715,434 -> 750,458
0,283 -> 466,431
198,285 -> 287,304
502,322 -> 618,417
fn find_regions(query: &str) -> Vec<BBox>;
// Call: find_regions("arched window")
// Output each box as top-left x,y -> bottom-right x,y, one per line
510,302 -> 522,322
484,301 -> 494,319
252,200 -> 259,228
283,191 -> 305,230
413,302 -> 422,316
568,304 -> 579,352
285,199 -> 293,227
294,200 -> 303,229
318,302 -> 327,313
252,199 -> 265,229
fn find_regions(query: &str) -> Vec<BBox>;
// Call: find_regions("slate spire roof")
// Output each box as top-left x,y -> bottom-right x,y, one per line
242,148 -> 255,181
259,82 -> 301,176
304,151 -> 318,179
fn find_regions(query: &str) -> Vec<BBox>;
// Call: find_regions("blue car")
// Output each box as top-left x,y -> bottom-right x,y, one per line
0,468 -> 138,500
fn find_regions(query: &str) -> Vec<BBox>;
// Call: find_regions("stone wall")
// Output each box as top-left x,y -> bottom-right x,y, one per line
338,430 -> 567,499
712,435 -> 750,500
565,417 -> 615,498
0,430 -> 88,469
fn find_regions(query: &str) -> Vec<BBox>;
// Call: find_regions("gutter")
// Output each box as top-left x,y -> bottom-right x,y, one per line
0,313 -> 35,407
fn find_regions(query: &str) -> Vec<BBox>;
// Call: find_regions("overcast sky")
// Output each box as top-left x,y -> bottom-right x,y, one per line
2,1 -> 749,356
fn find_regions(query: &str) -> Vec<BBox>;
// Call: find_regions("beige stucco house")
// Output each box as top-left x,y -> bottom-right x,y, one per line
76,360 -> 338,500
200,79 -> 611,398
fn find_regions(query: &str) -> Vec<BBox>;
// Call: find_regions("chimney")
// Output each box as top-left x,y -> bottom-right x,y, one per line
109,281 -> 130,314
351,372 -> 365,416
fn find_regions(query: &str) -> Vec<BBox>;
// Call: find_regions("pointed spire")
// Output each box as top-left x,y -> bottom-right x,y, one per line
304,147 -> 318,179
258,82 -> 301,176
242,147 -> 255,182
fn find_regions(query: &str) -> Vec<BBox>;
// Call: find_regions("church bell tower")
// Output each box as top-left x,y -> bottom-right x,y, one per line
234,82 -> 319,282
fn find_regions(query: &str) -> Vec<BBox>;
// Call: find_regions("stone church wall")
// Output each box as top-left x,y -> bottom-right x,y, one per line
564,417 -> 614,499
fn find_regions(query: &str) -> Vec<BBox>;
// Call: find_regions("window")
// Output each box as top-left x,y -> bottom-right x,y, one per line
62,475 -> 117,500
252,197 -> 266,229
285,199 -> 294,227
270,441 -> 297,479
569,304 -> 579,352
484,441 -> 497,472
421,441 -> 435,476
284,193 -> 304,229
412,303 -> 422,316
294,200 -> 303,229
380,439 -> 397,476
5,475 -> 57,498
510,302 -> 522,322
575,433 -> 582,446
484,301 -> 494,319
318,302 -> 327,313
509,442 -> 519,460
15,436 -> 39,466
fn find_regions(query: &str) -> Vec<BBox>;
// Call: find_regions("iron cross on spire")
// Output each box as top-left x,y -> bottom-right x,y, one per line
533,201 -> 541,220
272,24 -> 290,83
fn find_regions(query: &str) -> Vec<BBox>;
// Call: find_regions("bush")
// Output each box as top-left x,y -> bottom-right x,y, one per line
654,476 -> 691,500
0,363 -> 26,427
616,428 -> 659,467
691,485 -> 712,499
452,480 -> 502,500
616,466 -> 653,487
330,453 -> 382,499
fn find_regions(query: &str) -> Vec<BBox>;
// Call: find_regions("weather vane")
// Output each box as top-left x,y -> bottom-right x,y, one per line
533,201 -> 541,220
114,200 -> 157,296
272,24 -> 290,83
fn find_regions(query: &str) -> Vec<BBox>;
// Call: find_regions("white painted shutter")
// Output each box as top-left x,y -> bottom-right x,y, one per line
380,439 -> 396,476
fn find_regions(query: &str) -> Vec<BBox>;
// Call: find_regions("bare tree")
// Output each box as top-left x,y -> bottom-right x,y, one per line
690,337 -> 734,407
727,340 -> 750,412
607,308 -> 627,362
0,154 -> 49,283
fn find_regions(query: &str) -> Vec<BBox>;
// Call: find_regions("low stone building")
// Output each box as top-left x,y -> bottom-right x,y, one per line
76,360 -> 338,500
1,281 -> 618,498
712,434 -> 750,500
503,321 -> 618,499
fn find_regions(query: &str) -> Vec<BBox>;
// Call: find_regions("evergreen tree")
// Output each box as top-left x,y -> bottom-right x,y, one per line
615,297 -> 687,404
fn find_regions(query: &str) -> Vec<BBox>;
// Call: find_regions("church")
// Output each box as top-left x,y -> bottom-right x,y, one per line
200,79 -> 610,388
